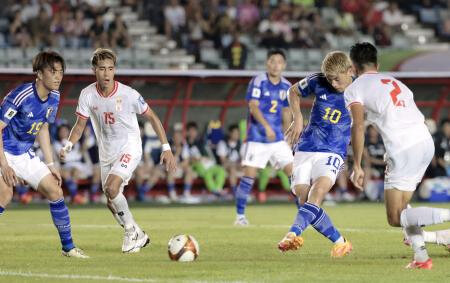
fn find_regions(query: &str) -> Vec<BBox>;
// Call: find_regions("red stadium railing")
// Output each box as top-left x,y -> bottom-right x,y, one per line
0,69 -> 449,131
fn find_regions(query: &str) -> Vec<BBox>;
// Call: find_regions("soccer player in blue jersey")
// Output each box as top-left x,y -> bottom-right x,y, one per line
277,51 -> 354,257
234,49 -> 293,226
0,51 -> 88,258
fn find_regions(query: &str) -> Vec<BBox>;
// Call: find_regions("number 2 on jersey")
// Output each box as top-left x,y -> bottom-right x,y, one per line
381,79 -> 405,107
322,107 -> 341,124
269,100 -> 278,113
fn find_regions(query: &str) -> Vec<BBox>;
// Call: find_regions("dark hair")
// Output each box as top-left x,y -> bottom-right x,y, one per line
91,48 -> 117,67
228,124 -> 239,132
32,51 -> 65,73
186,121 -> 198,130
267,49 -> 286,61
350,42 -> 378,70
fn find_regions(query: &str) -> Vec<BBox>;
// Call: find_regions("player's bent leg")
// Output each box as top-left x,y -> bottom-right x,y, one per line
384,189 -> 413,227
37,174 -> 89,258
105,174 -> 150,253
0,178 -> 13,211
307,176 -> 333,206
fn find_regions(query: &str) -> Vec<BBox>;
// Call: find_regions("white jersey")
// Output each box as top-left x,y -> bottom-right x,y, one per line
344,72 -> 431,155
76,81 -> 149,164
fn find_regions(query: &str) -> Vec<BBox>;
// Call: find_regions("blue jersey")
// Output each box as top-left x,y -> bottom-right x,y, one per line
0,83 -> 59,155
245,73 -> 291,143
295,73 -> 351,158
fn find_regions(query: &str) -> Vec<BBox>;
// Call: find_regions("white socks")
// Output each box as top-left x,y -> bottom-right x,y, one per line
111,193 -> 135,230
405,226 -> 429,262
400,207 -> 450,227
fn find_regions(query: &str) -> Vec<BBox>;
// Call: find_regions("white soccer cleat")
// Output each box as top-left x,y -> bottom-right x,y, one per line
122,226 -> 150,253
234,215 -> 249,226
62,247 -> 89,259
128,229 -> 150,253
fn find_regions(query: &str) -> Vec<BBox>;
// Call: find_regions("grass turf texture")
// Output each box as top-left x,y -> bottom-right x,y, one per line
0,202 -> 448,282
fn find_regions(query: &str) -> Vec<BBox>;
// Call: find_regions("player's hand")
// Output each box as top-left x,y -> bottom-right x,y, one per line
59,149 -> 66,161
265,126 -> 276,142
59,141 -> 73,161
285,121 -> 302,147
48,164 -> 62,187
1,164 -> 19,187
160,150 -> 176,173
350,165 -> 364,191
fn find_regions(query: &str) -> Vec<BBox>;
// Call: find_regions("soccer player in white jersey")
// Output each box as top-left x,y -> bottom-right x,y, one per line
60,48 -> 176,253
344,42 -> 450,269
0,51 -> 88,258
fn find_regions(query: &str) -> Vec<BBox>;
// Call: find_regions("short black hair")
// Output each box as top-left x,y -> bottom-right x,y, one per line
228,124 -> 239,132
267,49 -> 286,61
349,42 -> 378,70
187,121 -> 198,130
32,51 -> 65,73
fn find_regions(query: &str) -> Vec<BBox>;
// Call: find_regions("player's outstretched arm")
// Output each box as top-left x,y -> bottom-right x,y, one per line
142,107 -> 176,172
37,123 -> 62,186
349,103 -> 365,190
59,117 -> 87,161
248,100 -> 276,141
0,121 -> 18,187
285,83 -> 303,147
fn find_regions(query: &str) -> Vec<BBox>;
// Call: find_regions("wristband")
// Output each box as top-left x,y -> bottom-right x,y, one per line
63,141 -> 73,152
162,143 -> 171,152
46,162 -> 55,167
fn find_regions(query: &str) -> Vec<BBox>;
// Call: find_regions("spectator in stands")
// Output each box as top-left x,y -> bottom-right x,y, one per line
217,124 -> 241,195
433,119 -> 450,176
70,9 -> 89,48
167,123 -> 198,203
54,125 -> 87,204
29,7 -> 53,47
237,0 -> 260,32
164,0 -> 186,44
382,1 -> 406,30
81,124 -> 102,203
89,13 -> 108,48
109,13 -> 132,49
363,125 -> 386,201
186,10 -> 206,62
8,11 -> 32,48
223,32 -> 248,69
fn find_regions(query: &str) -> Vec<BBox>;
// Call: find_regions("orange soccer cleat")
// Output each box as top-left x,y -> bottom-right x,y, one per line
278,232 -> 304,252
331,239 -> 353,258
405,258 -> 433,270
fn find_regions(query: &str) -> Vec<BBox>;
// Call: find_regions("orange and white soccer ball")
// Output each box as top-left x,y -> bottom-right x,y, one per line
168,234 -> 200,262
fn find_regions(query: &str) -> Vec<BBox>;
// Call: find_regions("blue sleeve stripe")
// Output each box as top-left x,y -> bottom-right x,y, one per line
15,92 -> 33,106
12,87 -> 33,106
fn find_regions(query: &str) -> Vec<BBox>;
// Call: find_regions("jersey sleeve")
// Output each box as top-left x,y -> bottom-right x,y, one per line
132,89 -> 149,115
344,85 -> 364,108
0,92 -> 19,125
296,74 -> 316,98
245,77 -> 262,101
76,91 -> 90,120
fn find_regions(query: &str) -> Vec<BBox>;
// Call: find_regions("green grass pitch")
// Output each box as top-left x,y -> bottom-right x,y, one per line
0,202 -> 449,282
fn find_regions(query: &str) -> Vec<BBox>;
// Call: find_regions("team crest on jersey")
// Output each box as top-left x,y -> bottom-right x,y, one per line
138,95 -> 146,105
116,97 -> 123,111
46,107 -> 53,119
279,90 -> 287,100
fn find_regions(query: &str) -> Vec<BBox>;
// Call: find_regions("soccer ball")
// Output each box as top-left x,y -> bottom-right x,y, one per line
168,234 -> 199,262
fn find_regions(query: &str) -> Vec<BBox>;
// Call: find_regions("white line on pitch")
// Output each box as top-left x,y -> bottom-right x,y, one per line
0,270 -> 156,282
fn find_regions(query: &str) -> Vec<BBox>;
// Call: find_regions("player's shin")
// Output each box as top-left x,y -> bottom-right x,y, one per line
110,192 -> 135,229
49,198 -> 75,252
289,202 -> 320,236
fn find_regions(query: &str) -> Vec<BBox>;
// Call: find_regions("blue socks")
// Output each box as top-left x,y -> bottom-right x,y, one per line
0,206 -> 4,216
235,176 -> 254,215
65,179 -> 78,199
183,183 -> 192,195
168,183 -> 175,193
290,202 -> 342,243
49,198 -> 74,252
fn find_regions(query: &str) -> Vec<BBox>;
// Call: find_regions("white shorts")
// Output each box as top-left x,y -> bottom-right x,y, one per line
100,143 -> 142,193
291,151 -> 344,187
241,141 -> 293,170
384,137 -> 434,192
0,151 -> 50,190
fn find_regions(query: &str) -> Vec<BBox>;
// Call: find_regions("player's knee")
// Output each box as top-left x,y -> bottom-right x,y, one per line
45,186 -> 63,201
386,211 -> 401,227
104,184 -> 119,199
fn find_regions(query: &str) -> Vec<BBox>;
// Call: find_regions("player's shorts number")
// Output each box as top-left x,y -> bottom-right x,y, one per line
270,100 -> 278,113
27,121 -> 43,135
120,153 -> 131,168
325,155 -> 341,170
322,107 -> 341,124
